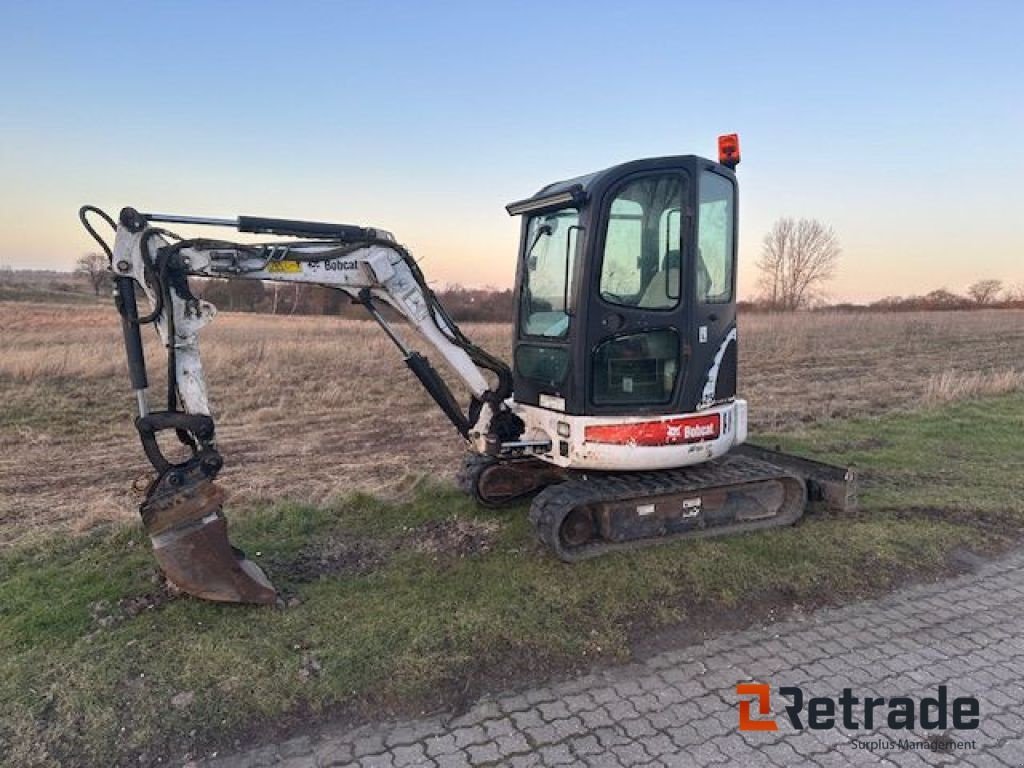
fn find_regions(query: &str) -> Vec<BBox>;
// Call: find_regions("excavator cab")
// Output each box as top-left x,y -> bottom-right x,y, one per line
508,153 -> 738,419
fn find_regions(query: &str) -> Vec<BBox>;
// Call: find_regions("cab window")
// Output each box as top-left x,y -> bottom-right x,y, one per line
592,329 -> 680,405
521,209 -> 580,338
697,172 -> 735,303
599,174 -> 684,310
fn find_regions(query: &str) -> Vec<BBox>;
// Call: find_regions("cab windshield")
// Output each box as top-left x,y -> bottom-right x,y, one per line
520,209 -> 580,338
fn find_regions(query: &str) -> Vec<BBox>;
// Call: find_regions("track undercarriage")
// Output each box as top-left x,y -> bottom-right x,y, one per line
459,446 -> 856,561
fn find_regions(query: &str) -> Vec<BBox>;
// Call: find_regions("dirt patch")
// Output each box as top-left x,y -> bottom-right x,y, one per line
407,518 -> 499,559
88,579 -> 176,632
270,539 -> 389,583
873,506 -> 1024,540
630,588 -> 832,659
267,517 -> 500,586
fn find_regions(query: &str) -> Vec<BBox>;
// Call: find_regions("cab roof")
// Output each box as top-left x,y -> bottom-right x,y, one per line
506,154 -> 730,217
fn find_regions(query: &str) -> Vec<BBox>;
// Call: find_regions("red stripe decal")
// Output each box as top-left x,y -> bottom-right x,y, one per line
585,414 -> 721,447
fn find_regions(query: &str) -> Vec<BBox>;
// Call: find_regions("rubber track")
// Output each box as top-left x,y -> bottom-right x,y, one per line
455,453 -> 494,498
456,453 -> 559,509
529,454 -> 806,562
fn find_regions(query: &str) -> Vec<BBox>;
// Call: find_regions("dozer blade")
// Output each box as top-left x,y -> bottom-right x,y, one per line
733,443 -> 858,513
140,457 -> 277,605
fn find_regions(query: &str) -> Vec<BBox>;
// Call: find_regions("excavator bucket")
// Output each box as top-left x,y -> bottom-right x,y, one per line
140,455 -> 277,605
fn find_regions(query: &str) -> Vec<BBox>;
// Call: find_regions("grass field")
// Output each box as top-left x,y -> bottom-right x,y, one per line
1,301 -> 1024,766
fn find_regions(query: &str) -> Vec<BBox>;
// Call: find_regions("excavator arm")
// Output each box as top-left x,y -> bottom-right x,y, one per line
81,205 -> 522,604
109,206 -> 514,441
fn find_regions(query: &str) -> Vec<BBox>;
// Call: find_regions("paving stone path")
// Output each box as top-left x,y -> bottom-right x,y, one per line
202,548 -> 1024,767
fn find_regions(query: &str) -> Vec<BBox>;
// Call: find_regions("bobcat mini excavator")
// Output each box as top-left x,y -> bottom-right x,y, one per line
80,135 -> 854,605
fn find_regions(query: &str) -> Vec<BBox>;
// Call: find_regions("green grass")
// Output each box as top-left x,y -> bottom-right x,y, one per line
762,392 -> 1024,517
2,394 -> 1023,767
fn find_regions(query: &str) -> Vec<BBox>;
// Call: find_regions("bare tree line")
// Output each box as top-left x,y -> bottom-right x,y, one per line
37,234 -> 1024,318
751,217 -> 1020,311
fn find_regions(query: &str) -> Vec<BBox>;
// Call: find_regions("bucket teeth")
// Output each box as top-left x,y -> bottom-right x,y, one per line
140,456 -> 277,605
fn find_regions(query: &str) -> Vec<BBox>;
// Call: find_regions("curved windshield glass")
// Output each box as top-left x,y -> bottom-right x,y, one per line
520,209 -> 580,338
599,174 -> 684,309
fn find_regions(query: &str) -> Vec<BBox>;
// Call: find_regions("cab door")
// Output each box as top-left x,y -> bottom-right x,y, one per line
585,169 -> 691,416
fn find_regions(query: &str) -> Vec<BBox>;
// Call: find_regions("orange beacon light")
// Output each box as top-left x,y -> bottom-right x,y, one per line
718,134 -> 740,169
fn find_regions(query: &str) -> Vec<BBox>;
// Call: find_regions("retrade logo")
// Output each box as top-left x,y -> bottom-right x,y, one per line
736,684 -> 980,732
737,683 -> 778,731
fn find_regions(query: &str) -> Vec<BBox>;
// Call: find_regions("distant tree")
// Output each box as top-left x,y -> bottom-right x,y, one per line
871,296 -> 904,310
869,289 -> 977,312
437,284 -> 515,322
967,279 -> 1004,305
757,218 -> 841,310
922,289 -> 966,310
201,279 -> 265,311
74,252 -> 111,295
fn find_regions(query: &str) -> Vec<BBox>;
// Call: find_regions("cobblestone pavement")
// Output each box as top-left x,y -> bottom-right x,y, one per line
202,549 -> 1024,767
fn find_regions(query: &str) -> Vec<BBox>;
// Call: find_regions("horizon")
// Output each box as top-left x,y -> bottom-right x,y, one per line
1,1 -> 1021,302
3,265 -> 1020,308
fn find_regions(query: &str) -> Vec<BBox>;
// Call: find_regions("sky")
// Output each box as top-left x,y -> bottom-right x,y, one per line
0,0 -> 1021,302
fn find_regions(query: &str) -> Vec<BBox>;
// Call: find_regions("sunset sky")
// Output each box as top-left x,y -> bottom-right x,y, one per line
0,0 -> 1020,302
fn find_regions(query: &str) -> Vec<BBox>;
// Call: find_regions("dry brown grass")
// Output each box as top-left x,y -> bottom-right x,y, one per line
923,368 -> 1024,405
2,301 -> 1023,546
738,310 -> 1024,428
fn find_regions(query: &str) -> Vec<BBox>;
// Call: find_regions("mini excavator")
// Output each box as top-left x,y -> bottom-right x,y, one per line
80,135 -> 855,605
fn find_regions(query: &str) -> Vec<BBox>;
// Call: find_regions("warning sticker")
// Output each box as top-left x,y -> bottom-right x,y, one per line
267,261 -> 302,274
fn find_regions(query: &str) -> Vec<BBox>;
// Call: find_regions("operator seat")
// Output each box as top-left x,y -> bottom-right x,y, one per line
639,249 -> 680,308
639,248 -> 712,307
